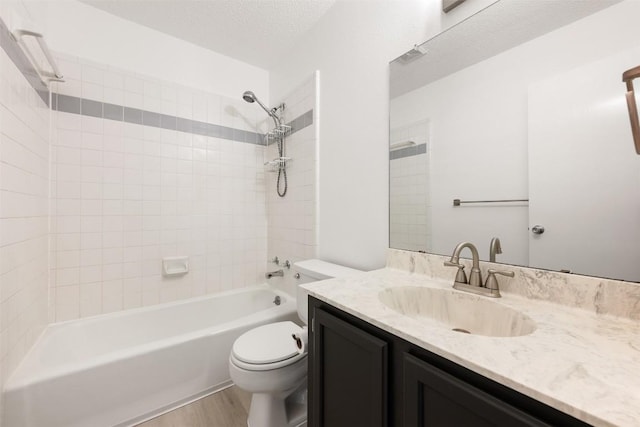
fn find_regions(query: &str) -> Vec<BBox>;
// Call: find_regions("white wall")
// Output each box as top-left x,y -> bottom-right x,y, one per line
24,0 -> 269,101
269,0 -> 498,271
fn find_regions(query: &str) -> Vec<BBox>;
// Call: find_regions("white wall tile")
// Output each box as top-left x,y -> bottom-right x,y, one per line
80,282 -> 102,317
104,70 -> 125,90
50,55 -> 271,319
82,82 -> 103,102
0,43 -> 50,386
266,74 -> 318,297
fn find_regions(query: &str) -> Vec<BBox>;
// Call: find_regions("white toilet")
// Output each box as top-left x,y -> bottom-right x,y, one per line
229,259 -> 361,427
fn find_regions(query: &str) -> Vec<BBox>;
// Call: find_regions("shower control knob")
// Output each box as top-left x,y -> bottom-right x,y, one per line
294,273 -> 301,279
531,225 -> 545,235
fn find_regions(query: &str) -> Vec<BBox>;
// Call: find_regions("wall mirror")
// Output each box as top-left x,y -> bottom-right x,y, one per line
389,0 -> 640,282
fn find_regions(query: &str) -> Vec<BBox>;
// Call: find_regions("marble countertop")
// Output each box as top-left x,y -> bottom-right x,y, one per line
302,267 -> 640,427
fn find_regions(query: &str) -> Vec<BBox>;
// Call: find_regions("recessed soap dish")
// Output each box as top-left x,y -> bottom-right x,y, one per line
162,256 -> 189,277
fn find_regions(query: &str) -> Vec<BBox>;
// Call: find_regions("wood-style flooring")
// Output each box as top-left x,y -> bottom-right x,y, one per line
137,386 -> 251,427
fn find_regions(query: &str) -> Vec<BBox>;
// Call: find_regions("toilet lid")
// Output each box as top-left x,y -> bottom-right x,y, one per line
232,321 -> 303,365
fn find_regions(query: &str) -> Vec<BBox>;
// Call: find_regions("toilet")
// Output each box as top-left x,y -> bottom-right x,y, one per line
229,259 -> 361,427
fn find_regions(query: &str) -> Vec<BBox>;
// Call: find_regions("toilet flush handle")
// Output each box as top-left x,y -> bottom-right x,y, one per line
294,273 -> 300,279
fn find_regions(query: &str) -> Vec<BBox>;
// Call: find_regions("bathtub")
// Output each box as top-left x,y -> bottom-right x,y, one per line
3,285 -> 297,427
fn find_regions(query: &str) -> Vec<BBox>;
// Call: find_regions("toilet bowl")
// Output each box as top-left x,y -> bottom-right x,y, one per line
228,259 -> 361,427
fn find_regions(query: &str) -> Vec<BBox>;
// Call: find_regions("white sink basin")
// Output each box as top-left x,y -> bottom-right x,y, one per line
378,286 -> 536,337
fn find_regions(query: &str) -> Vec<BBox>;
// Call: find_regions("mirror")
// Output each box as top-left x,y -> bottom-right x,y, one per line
623,65 -> 640,153
389,0 -> 640,282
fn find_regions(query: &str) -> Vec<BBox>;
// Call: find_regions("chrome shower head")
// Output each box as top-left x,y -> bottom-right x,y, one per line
242,91 -> 256,103
241,90 -> 280,126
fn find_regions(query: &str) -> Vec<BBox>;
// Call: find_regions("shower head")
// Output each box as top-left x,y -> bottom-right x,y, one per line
242,90 -> 280,126
242,91 -> 256,103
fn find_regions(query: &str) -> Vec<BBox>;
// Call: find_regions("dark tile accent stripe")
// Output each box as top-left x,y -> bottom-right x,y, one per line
233,128 -> 246,143
390,143 -> 427,160
290,116 -> 303,134
0,17 -> 49,106
57,94 -> 80,114
177,118 -> 192,133
81,99 -> 103,118
104,103 -> 123,121
246,131 -> 260,145
160,114 -> 177,130
221,126 -> 235,140
124,107 -> 143,125
51,92 -> 313,145
302,110 -> 314,127
142,111 -> 161,127
294,110 -> 314,133
190,120 -> 212,136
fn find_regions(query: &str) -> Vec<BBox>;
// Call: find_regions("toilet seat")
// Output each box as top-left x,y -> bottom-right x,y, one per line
231,321 -> 307,371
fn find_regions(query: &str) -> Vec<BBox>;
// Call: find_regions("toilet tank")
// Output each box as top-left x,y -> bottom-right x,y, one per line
293,259 -> 362,324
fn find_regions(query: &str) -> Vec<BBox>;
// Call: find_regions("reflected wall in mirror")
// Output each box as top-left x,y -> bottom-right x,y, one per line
389,119 -> 430,251
389,0 -> 640,282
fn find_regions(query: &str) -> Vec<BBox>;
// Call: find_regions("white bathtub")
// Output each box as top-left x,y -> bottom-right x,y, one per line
3,285 -> 297,427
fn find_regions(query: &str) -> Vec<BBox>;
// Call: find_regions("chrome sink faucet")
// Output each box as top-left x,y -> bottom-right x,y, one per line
444,242 -> 482,287
444,241 -> 513,298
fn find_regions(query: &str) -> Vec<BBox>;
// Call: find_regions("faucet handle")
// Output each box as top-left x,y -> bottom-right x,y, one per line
484,269 -> 515,296
444,260 -> 467,284
487,269 -> 515,278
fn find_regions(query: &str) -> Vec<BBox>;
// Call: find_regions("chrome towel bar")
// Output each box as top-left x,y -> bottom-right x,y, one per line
453,198 -> 528,206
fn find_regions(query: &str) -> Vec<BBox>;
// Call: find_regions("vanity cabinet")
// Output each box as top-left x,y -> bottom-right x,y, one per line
308,297 -> 592,427
403,353 -> 549,426
310,306 -> 388,427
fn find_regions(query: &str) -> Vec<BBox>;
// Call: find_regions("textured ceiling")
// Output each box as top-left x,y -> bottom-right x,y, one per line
79,0 -> 336,69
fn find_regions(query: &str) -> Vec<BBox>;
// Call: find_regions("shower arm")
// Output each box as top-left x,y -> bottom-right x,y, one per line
622,65 -> 640,155
253,98 -> 281,127
268,104 -> 286,129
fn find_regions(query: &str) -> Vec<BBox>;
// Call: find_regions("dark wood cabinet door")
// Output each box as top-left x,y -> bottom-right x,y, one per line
310,307 -> 389,427
403,353 -> 550,427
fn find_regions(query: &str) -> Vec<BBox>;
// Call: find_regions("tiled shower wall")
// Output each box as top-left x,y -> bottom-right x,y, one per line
1,18 -> 318,391
49,53 -> 271,321
266,73 -> 318,297
0,12 -> 50,406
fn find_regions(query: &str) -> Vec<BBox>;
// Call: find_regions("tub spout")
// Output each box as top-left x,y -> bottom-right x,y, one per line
265,269 -> 284,279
